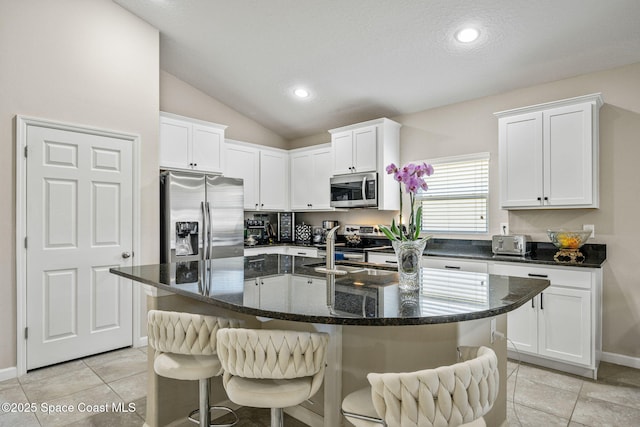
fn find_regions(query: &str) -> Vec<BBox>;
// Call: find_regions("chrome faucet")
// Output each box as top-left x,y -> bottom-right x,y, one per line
325,225 -> 340,270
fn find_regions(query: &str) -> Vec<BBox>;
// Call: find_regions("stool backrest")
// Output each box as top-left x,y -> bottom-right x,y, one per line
217,328 -> 329,397
148,310 -> 240,356
367,346 -> 499,427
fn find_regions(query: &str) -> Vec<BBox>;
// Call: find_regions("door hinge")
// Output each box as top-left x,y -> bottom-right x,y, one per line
24,145 -> 28,158
24,327 -> 28,339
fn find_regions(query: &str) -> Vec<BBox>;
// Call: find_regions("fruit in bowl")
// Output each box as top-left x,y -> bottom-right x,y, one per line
547,230 -> 591,250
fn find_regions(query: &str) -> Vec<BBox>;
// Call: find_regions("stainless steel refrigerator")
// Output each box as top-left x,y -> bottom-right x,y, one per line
160,170 -> 244,263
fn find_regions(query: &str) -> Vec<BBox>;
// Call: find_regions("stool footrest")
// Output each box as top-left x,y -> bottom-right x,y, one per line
188,406 -> 238,427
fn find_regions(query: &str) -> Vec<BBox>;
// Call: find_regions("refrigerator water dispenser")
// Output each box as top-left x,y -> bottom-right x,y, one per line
175,222 -> 198,256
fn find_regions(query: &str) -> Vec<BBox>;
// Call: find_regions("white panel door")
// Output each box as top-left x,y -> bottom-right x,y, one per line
352,125 -> 377,173
259,150 -> 288,210
310,148 -> 333,209
224,143 -> 259,210
499,112 -> 543,207
26,125 -> 133,370
538,287 -> 592,365
332,131 -> 354,174
192,124 -> 224,173
506,298 -> 539,354
290,152 -> 313,209
159,115 -> 191,170
544,103 -> 593,206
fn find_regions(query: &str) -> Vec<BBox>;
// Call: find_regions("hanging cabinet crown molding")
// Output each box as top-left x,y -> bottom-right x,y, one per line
494,93 -> 603,210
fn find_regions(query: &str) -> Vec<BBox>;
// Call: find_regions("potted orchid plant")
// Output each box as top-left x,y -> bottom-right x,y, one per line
379,162 -> 434,241
379,162 -> 434,290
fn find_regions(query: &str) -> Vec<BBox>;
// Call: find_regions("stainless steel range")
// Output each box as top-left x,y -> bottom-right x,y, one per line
334,224 -> 392,262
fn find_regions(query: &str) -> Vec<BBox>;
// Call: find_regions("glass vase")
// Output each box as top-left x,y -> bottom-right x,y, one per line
392,238 -> 428,291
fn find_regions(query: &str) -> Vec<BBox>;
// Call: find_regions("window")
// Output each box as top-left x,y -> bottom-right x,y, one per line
417,153 -> 489,234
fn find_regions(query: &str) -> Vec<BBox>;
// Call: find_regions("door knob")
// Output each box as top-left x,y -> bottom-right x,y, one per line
122,252 -> 132,259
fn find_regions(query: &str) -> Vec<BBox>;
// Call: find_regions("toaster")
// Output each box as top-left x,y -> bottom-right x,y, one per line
492,235 -> 530,256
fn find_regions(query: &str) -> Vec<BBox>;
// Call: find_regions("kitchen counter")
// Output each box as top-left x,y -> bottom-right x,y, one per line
110,255 -> 548,427
370,238 -> 607,268
110,254 -> 550,326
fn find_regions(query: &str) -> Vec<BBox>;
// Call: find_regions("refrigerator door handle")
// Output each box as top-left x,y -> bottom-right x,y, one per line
201,201 -> 208,260
205,201 -> 212,259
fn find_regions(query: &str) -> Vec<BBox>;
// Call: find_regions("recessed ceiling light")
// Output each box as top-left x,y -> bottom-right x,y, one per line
455,27 -> 480,43
293,88 -> 310,98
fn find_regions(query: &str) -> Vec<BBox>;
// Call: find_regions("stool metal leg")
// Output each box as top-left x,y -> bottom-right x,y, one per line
199,378 -> 210,427
188,378 -> 238,427
271,407 -> 283,427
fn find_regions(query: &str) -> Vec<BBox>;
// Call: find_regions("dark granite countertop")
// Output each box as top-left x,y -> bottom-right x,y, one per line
368,239 -> 607,268
110,254 -> 549,326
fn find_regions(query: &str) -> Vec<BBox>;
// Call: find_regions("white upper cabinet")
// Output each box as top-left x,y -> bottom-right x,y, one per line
224,140 -> 289,211
331,125 -> 378,174
159,112 -> 226,173
290,145 -> 333,210
329,118 -> 401,210
495,94 -> 603,209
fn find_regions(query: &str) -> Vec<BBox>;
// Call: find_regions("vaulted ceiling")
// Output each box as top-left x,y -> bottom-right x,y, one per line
114,0 -> 640,140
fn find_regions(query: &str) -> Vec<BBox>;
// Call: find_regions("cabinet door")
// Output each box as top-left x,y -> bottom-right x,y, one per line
538,287 -> 591,365
259,150 -> 288,210
259,276 -> 289,311
332,131 -> 355,174
243,278 -> 260,307
225,144 -> 260,210
192,124 -> 224,173
353,125 -> 377,172
290,152 -> 313,209
544,103 -> 594,207
159,116 -> 191,170
507,297 -> 539,354
310,148 -> 333,209
498,112 -> 543,208
290,276 -> 330,316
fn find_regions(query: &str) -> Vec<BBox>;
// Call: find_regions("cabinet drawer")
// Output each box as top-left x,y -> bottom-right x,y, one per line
422,257 -> 488,273
368,252 -> 398,266
490,263 -> 592,289
287,247 -> 318,257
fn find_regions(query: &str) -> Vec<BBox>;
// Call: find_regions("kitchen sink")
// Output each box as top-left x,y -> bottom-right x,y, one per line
310,264 -> 395,276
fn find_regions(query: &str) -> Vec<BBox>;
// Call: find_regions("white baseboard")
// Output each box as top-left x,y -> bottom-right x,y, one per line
601,351 -> 640,369
135,336 -> 148,348
0,366 -> 17,382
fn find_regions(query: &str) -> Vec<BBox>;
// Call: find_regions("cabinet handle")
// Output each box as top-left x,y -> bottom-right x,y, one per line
444,265 -> 461,270
193,163 -> 197,167
540,292 -> 544,310
531,298 -> 535,308
297,252 -> 305,255
537,197 -> 542,201
261,203 -> 264,207
255,204 -> 258,208
385,260 -> 398,264
307,279 -> 313,285
528,273 -> 548,278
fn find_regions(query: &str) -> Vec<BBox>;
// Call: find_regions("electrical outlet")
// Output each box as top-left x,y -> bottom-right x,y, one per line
500,223 -> 509,235
583,224 -> 595,238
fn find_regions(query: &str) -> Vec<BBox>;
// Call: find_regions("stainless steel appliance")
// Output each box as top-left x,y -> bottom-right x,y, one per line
330,172 -> 377,208
492,234 -> 530,256
334,224 -> 391,262
160,170 -> 244,263
277,212 -> 295,243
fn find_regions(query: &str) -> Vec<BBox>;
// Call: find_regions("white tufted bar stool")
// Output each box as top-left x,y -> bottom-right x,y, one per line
216,328 -> 329,427
341,346 -> 499,427
147,310 -> 240,427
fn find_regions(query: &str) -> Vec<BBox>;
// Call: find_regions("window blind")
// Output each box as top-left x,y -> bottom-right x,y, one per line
417,153 -> 489,234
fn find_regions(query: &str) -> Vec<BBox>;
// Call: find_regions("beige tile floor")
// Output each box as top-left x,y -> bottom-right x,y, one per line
1,346 -> 639,426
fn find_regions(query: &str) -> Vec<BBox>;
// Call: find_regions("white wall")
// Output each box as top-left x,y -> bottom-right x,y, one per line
0,0 -> 159,370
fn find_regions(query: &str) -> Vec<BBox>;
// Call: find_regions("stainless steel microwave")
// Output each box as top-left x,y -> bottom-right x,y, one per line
330,172 -> 377,208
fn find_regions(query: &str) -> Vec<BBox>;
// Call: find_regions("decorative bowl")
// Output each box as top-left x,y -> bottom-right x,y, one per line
547,230 -> 591,249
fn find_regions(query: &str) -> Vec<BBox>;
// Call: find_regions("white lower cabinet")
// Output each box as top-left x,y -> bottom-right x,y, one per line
489,262 -> 601,378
